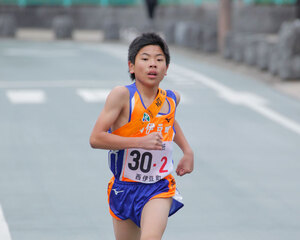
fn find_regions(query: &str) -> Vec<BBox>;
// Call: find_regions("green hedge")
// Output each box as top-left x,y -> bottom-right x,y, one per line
243,0 -> 296,4
0,0 -> 296,6
0,0 -> 139,6
0,0 -> 204,6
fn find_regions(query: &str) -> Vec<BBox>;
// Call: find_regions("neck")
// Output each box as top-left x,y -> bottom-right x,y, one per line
135,81 -> 159,100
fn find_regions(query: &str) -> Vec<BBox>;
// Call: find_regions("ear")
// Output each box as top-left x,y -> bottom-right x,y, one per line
165,64 -> 169,76
128,61 -> 135,74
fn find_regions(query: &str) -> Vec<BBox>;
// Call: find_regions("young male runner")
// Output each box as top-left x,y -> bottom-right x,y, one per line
90,32 -> 194,240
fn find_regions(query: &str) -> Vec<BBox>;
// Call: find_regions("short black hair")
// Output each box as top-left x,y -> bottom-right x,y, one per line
128,32 -> 170,81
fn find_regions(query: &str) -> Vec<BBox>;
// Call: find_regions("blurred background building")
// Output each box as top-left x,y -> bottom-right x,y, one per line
0,0 -> 299,80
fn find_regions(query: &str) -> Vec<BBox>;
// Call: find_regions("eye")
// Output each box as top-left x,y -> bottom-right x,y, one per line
157,58 -> 164,62
142,58 -> 148,61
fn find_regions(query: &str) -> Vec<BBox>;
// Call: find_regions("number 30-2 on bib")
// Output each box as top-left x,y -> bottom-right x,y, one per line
123,142 -> 173,183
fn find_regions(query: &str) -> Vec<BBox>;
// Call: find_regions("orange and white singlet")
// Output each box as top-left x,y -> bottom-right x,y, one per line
108,82 -> 177,184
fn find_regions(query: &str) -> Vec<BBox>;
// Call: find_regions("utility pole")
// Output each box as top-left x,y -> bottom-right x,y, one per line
218,0 -> 232,52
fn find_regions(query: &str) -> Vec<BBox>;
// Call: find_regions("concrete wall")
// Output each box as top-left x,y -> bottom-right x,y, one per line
1,3 -> 299,79
232,5 -> 296,34
220,5 -> 299,80
0,5 -> 217,30
0,6 -> 146,29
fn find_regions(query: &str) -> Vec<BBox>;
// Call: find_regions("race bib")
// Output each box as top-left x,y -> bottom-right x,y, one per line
123,142 -> 173,183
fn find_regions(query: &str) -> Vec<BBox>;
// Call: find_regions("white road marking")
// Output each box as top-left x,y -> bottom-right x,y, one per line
91,44 -> 300,135
167,74 -> 195,86
3,44 -> 299,134
0,204 -> 12,240
171,64 -> 300,135
77,88 -> 110,102
6,89 -> 46,104
248,103 -> 300,135
218,91 -> 268,106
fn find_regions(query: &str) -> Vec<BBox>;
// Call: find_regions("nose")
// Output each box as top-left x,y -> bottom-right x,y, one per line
149,58 -> 157,68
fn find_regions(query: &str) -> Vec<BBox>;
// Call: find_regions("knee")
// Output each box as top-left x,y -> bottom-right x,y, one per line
141,238 -> 161,240
140,234 -> 161,240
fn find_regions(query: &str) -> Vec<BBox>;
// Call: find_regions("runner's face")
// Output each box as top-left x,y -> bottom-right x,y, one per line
129,45 -> 168,87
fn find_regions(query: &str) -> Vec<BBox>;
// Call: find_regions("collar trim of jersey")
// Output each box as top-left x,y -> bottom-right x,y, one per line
112,88 -> 166,137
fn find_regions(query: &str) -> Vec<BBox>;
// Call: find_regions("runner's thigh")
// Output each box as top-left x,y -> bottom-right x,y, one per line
140,198 -> 172,240
113,218 -> 140,240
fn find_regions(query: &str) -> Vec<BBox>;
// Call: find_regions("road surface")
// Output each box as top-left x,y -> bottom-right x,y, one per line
1,39 -> 300,240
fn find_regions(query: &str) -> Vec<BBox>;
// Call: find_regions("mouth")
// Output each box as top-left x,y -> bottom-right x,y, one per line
147,71 -> 158,78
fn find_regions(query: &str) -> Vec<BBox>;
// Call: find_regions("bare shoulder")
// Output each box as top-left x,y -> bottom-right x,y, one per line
106,86 -> 129,105
109,85 -> 129,98
172,90 -> 181,106
102,86 -> 129,115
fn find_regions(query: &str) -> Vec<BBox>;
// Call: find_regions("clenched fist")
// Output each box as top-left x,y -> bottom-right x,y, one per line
140,132 -> 163,150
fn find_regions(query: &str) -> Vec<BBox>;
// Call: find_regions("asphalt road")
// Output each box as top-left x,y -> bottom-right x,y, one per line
1,39 -> 300,240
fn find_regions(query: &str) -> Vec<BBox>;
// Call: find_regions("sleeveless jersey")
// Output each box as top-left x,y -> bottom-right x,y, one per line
108,82 -> 177,184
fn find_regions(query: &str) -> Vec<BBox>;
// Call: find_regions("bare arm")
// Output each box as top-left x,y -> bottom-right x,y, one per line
173,90 -> 194,176
90,86 -> 163,150
174,120 -> 194,176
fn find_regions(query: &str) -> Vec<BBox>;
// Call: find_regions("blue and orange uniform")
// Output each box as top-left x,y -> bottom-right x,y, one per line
107,82 -> 183,227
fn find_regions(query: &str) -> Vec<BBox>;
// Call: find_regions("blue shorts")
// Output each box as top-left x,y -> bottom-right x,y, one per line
107,174 -> 184,227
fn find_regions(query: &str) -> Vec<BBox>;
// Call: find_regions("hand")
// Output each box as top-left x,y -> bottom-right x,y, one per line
140,132 -> 163,150
176,151 -> 194,176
